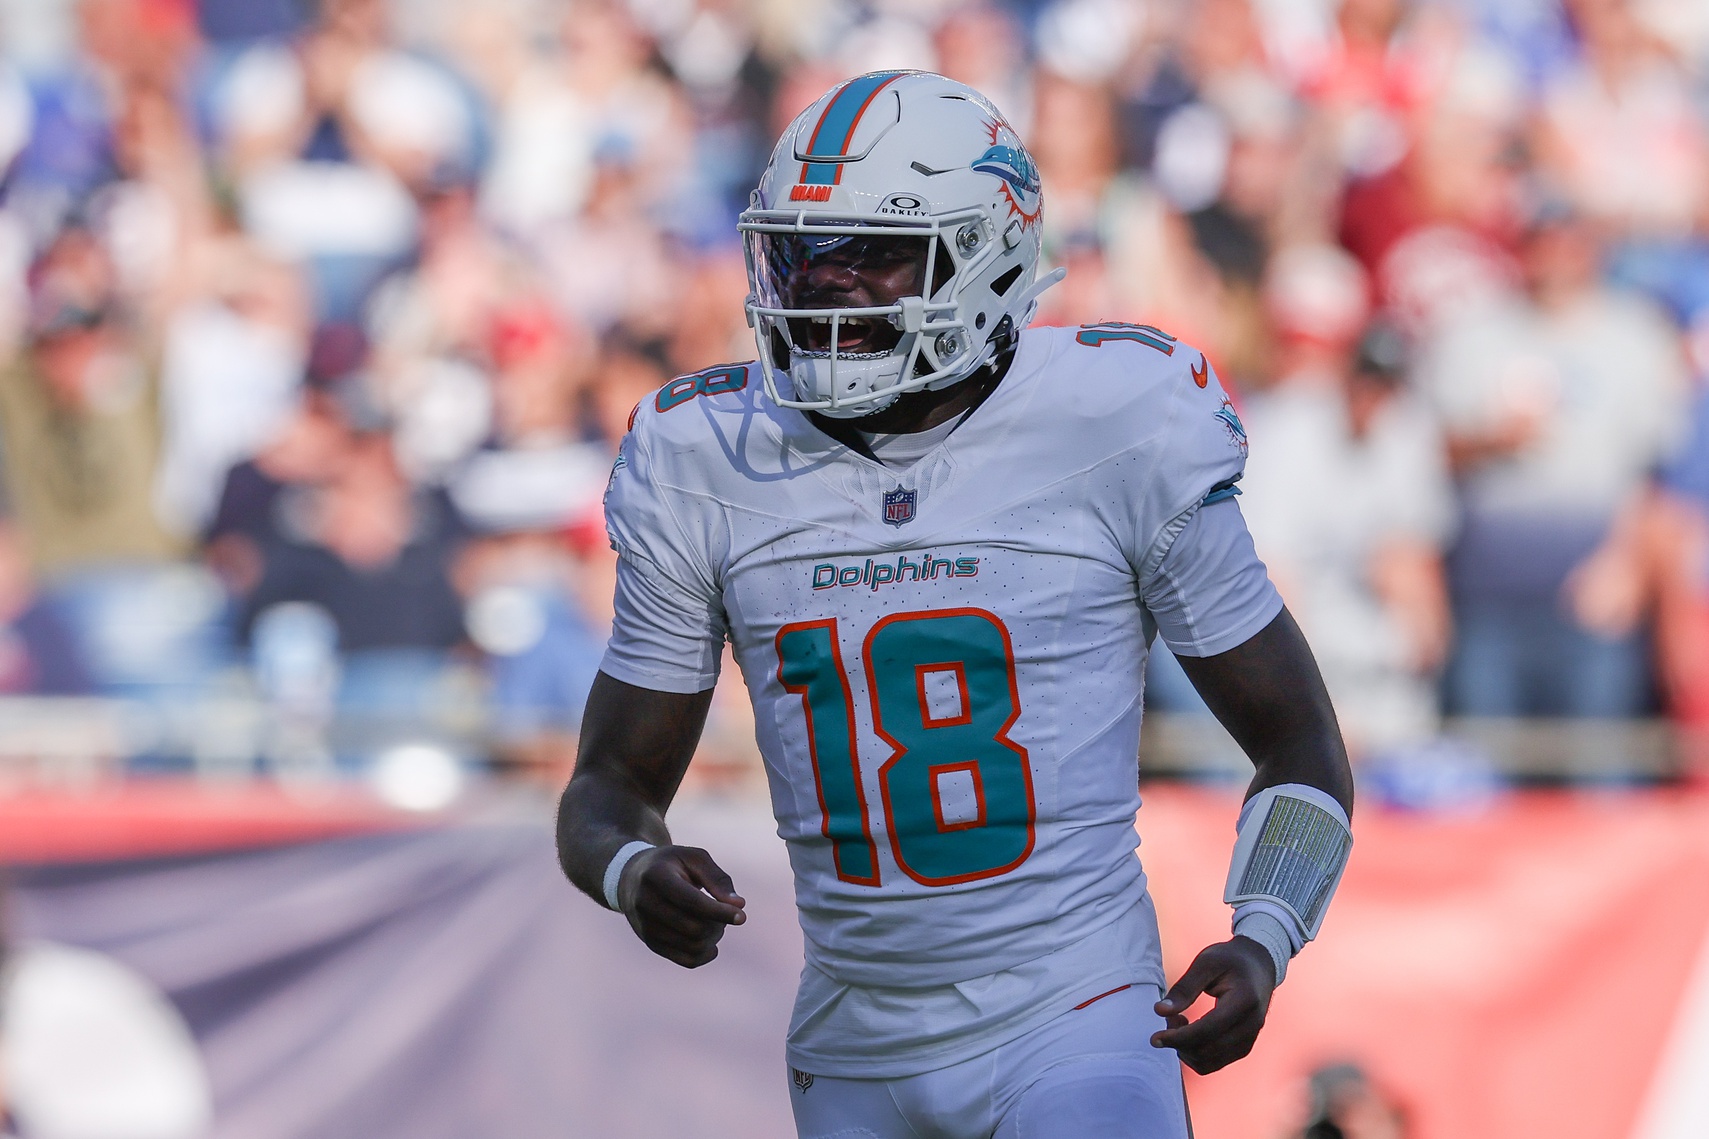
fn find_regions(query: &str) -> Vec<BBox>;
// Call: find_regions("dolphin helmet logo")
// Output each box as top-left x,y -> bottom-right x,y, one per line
972,145 -> 1039,196
970,127 -> 1042,228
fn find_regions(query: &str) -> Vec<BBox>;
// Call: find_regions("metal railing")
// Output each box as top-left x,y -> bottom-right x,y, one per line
0,696 -> 1692,793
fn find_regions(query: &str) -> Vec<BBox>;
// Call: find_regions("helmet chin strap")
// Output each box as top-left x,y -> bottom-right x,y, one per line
1014,266 -> 1066,323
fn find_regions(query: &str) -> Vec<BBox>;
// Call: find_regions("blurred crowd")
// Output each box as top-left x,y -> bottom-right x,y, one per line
0,0 -> 1702,782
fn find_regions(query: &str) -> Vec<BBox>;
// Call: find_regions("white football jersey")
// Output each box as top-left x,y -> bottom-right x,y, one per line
601,323 -> 1281,1070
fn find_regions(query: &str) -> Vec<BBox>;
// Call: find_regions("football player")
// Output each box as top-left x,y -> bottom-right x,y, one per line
557,72 -> 1354,1139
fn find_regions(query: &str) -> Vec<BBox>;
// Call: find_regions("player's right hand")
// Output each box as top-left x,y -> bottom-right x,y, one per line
616,844 -> 747,969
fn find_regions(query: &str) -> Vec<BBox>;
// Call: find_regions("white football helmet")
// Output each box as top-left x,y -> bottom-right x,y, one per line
740,71 -> 1062,418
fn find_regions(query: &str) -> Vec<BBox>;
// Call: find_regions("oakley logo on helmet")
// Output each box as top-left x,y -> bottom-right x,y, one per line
879,192 -> 927,217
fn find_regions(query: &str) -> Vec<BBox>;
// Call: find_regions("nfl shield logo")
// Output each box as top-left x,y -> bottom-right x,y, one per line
882,485 -> 916,527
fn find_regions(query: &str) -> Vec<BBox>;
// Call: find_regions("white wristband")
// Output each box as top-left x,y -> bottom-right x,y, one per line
1233,909 -> 1293,986
602,841 -> 657,911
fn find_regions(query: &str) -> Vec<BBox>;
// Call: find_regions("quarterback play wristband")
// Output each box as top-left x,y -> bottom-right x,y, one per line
602,841 -> 657,911
1224,783 -> 1352,962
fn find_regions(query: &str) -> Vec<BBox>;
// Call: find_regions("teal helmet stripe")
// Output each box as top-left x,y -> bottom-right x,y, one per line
799,71 -> 908,186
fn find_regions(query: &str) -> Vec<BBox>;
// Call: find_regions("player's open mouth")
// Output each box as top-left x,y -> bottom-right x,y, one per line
791,315 -> 901,355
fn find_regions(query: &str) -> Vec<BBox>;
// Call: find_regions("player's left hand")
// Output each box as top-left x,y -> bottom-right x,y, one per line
1149,936 -> 1277,1074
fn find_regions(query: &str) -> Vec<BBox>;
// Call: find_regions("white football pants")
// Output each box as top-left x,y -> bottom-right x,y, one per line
786,983 -> 1191,1139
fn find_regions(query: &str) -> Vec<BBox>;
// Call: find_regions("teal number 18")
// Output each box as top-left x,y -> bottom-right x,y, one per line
776,608 -> 1036,887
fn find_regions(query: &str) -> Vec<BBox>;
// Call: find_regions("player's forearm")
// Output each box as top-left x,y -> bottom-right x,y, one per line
556,768 -> 676,903
1176,608 -> 1354,816
554,672 -> 716,904
1177,610 -> 1355,986
1240,700 -> 1353,818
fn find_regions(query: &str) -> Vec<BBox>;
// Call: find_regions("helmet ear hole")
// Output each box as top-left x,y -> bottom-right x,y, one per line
991,264 -> 1024,297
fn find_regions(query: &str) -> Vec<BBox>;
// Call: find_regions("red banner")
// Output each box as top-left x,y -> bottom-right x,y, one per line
1141,787 -> 1709,1139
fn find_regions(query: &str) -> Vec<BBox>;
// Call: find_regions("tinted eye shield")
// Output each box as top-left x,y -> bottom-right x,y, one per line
754,230 -> 929,353
740,211 -> 997,339
761,232 -> 928,278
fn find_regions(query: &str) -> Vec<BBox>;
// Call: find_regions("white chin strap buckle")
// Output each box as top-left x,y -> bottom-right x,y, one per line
897,295 -> 924,333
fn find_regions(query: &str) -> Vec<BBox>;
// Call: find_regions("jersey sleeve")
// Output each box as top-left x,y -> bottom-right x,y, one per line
1141,498 -> 1283,658
599,422 -> 728,693
1076,342 -> 1275,652
1116,350 -> 1252,583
